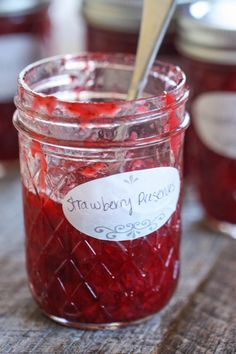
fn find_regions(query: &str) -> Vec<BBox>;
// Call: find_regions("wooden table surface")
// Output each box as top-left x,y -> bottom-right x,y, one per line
0,168 -> 235,354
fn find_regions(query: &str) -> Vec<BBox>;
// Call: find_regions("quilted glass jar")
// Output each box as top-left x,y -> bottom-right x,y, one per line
178,0 -> 236,238
0,0 -> 50,163
14,53 -> 189,329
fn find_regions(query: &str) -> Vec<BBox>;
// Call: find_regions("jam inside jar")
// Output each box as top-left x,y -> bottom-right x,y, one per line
0,0 -> 50,162
14,53 -> 189,329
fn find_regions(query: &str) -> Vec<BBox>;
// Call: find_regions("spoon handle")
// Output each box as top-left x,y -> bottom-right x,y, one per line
127,0 -> 177,100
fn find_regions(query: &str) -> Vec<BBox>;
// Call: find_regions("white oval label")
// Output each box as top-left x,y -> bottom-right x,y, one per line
193,92 -> 236,159
62,167 -> 180,241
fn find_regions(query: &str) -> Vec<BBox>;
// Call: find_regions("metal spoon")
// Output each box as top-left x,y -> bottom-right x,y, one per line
115,0 -> 177,146
127,0 -> 177,100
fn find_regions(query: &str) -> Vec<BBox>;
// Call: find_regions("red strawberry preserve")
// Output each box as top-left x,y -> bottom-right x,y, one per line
14,53 -> 189,329
177,0 -> 236,238
0,0 -> 50,162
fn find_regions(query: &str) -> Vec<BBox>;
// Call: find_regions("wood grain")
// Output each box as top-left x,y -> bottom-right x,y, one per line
157,244 -> 236,354
0,170 -> 234,354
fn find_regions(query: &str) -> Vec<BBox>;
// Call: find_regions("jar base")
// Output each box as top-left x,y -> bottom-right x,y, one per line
44,312 -> 158,330
204,216 -> 236,239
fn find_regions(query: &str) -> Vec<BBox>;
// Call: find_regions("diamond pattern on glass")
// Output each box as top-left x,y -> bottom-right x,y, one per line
22,142 -> 180,324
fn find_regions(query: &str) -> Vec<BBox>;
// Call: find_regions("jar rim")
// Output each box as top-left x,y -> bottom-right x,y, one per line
177,0 -> 236,63
15,53 -> 189,147
16,52 -> 188,119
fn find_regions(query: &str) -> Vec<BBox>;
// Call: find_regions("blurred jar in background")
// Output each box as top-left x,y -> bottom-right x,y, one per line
0,0 -> 50,164
82,0 -> 141,54
177,0 -> 236,238
82,0 -> 195,59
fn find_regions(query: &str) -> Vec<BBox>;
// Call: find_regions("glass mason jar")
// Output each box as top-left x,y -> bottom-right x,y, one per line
0,0 -> 50,164
82,0 -> 194,58
177,0 -> 236,238
14,53 -> 189,329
